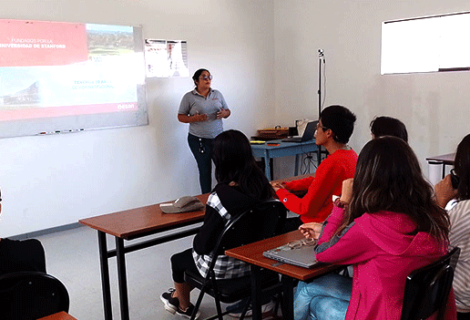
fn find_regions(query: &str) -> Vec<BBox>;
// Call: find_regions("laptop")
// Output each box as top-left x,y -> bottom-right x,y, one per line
263,238 -> 318,268
281,121 -> 317,143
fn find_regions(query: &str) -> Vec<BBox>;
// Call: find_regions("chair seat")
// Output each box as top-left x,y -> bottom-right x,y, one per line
185,268 -> 279,303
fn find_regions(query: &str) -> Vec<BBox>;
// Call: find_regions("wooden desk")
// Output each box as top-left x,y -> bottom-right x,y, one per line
426,153 -> 456,179
79,194 -> 209,320
251,139 -> 318,180
37,311 -> 77,320
225,230 -> 339,320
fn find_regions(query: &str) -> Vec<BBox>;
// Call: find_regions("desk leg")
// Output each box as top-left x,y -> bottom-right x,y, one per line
294,154 -> 299,176
98,231 -> 113,320
442,164 -> 447,179
264,150 -> 272,181
281,276 -> 294,320
115,237 -> 130,320
250,266 -> 262,320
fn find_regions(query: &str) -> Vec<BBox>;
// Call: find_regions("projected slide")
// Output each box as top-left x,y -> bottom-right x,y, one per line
0,20 -> 145,122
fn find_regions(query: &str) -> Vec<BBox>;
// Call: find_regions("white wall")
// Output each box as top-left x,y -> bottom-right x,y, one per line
274,0 -> 470,168
0,0 -> 275,237
4,0 -> 470,237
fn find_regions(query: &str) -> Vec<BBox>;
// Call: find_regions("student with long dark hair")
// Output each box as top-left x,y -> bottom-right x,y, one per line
160,130 -> 273,319
178,68 -> 231,194
435,133 -> 470,320
295,137 -> 454,320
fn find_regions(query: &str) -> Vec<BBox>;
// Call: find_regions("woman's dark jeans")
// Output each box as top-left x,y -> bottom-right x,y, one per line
188,133 -> 214,194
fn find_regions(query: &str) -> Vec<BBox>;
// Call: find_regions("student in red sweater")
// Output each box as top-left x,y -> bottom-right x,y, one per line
272,105 -> 357,232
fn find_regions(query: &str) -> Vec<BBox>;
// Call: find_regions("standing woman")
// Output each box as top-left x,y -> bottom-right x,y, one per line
178,69 -> 231,194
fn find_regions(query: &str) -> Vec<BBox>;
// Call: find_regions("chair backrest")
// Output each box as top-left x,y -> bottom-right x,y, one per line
0,271 -> 70,320
400,247 -> 460,320
0,238 -> 46,275
214,199 -> 287,257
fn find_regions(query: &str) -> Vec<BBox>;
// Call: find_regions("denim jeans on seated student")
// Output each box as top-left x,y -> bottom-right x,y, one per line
294,273 -> 352,320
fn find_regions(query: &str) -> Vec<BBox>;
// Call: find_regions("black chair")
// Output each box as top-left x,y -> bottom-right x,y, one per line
0,238 -> 46,274
184,199 -> 287,320
0,271 -> 70,320
400,247 -> 460,320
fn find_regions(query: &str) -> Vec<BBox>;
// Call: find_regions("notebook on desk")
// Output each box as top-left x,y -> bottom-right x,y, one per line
281,121 -> 317,143
263,238 -> 318,268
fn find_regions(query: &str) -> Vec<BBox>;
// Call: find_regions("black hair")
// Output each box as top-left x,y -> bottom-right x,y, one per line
370,116 -> 408,142
454,134 -> 470,200
319,105 -> 356,144
192,68 -> 210,87
336,137 -> 449,243
212,130 -> 274,200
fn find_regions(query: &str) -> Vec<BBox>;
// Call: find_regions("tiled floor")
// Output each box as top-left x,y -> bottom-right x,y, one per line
35,225 -> 246,320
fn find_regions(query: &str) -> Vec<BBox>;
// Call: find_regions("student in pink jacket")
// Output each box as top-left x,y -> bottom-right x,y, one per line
294,137 -> 456,320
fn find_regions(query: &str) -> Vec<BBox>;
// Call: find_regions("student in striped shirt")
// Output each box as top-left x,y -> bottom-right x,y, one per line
435,133 -> 470,320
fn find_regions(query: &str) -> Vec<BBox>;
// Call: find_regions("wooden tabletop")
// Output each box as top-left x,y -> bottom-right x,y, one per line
426,153 -> 456,165
79,194 -> 209,240
225,230 -> 339,281
37,311 -> 77,320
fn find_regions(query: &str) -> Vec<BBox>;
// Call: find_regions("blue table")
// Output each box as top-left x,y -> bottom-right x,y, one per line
251,139 -> 318,180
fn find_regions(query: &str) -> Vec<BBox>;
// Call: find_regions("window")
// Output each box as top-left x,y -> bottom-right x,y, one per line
381,12 -> 470,74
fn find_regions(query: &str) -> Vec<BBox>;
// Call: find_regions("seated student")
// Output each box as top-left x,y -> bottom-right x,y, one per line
370,116 -> 408,142
271,105 -> 357,232
160,130 -> 275,319
435,133 -> 470,320
295,137 -> 455,320
0,189 -> 46,275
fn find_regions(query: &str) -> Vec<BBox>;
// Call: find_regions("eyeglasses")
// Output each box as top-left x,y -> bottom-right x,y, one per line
201,75 -> 213,81
316,122 -> 329,132
288,238 -> 316,249
276,238 -> 316,252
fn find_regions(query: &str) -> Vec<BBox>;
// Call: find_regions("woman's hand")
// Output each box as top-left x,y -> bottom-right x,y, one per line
340,178 -> 354,204
435,175 -> 458,208
192,112 -> 208,122
270,181 -> 286,192
216,108 -> 230,119
298,222 -> 323,240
